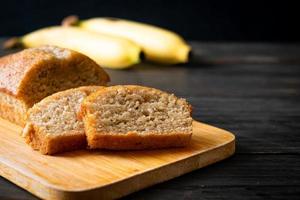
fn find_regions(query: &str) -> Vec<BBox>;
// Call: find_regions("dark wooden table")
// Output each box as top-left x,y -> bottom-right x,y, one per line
1,40 -> 300,200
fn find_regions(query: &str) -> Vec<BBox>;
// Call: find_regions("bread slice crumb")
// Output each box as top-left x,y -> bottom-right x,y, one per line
81,85 -> 193,150
22,86 -> 103,155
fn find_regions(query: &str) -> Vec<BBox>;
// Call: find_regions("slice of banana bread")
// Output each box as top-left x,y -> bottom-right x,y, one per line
0,45 -> 109,126
22,86 -> 103,155
80,85 -> 193,150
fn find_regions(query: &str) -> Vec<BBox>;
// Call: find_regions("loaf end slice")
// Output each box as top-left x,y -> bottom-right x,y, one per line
22,86 -> 103,155
81,85 -> 193,150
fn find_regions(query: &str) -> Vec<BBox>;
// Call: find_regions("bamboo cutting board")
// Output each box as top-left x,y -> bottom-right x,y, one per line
0,119 -> 235,200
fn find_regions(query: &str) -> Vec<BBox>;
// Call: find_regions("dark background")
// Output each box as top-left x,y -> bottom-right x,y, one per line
0,0 -> 298,42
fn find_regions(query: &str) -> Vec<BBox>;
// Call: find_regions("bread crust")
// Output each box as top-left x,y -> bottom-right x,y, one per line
23,122 -> 87,155
81,85 -> 193,150
0,46 -> 109,125
87,132 -> 192,150
22,86 -> 103,155
0,46 -> 109,97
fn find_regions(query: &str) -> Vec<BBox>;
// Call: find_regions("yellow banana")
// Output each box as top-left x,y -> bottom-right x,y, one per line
17,26 -> 142,69
78,17 -> 191,64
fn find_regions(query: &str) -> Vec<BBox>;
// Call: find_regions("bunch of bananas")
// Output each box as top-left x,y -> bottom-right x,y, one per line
5,16 -> 191,69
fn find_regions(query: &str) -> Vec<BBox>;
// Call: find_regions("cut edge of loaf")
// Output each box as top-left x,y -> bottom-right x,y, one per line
81,85 -> 193,150
22,86 -> 103,155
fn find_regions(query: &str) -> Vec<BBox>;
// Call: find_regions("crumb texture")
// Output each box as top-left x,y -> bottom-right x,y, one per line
85,85 -> 192,135
28,86 -> 101,135
30,91 -> 85,134
23,86 -> 102,154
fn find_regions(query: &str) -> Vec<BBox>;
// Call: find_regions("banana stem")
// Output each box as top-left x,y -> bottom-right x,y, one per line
2,37 -> 22,49
62,15 -> 80,27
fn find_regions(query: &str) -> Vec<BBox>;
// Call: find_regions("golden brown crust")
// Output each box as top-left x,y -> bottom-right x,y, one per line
0,46 -> 109,98
46,133 -> 87,155
23,123 -> 86,155
81,85 -> 192,150
87,132 -> 191,150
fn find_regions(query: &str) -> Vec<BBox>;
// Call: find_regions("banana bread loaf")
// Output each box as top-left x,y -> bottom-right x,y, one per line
0,46 -> 109,126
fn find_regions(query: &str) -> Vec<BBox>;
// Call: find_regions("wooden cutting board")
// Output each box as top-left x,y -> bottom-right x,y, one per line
0,118 -> 235,200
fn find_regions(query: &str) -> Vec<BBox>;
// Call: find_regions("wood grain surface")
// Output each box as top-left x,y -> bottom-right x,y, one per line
0,118 -> 234,200
0,40 -> 300,200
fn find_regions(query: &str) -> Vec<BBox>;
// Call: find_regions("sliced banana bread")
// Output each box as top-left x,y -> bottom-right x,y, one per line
80,85 -> 193,150
0,45 -> 109,126
22,86 -> 103,155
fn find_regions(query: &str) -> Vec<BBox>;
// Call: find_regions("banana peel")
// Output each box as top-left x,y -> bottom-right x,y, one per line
63,15 -> 191,64
4,26 -> 142,69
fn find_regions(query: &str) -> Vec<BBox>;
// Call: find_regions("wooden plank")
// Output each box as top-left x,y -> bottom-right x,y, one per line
189,97 -> 300,154
0,119 -> 235,200
124,186 -> 300,200
106,61 -> 300,99
148,154 -> 300,187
